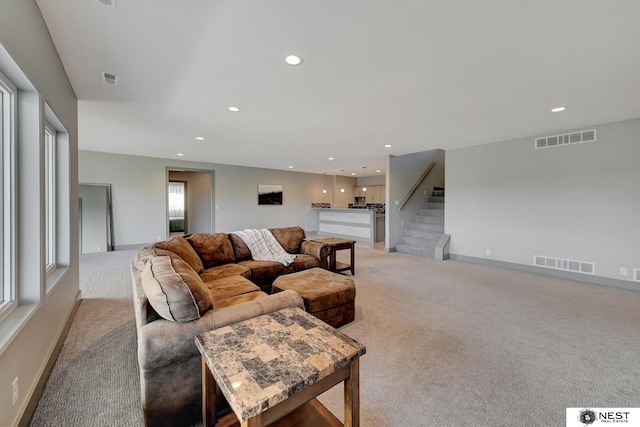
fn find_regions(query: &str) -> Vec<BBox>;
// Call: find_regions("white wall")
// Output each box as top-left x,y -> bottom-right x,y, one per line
79,150 -> 338,247
0,1 -> 79,425
445,117 -> 640,286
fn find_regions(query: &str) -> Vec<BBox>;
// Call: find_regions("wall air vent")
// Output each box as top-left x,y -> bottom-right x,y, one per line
634,268 -> 640,282
101,72 -> 118,85
95,0 -> 116,7
534,255 -> 595,275
535,129 -> 596,149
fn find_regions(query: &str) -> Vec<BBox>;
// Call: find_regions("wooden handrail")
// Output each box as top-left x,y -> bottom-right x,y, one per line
398,163 -> 435,210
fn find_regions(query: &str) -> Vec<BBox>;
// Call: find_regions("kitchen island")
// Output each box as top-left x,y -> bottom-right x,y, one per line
314,208 -> 384,243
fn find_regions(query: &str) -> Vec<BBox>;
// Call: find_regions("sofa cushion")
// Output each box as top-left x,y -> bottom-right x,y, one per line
141,256 -> 212,322
269,226 -> 305,254
204,275 -> 260,302
134,245 -> 183,271
215,290 -> 268,309
229,233 -> 252,261
284,254 -> 320,273
155,236 -> 204,273
237,260 -> 286,279
200,264 -> 251,282
186,233 -> 235,268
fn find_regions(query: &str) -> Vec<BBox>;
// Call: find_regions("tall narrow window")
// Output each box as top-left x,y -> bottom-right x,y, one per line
44,124 -> 56,273
0,70 -> 16,319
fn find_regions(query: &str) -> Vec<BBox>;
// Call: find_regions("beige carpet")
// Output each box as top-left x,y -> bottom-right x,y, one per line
30,245 -> 640,426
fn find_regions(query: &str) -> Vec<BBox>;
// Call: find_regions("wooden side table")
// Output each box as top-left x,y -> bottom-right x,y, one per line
311,237 -> 356,275
195,307 -> 366,427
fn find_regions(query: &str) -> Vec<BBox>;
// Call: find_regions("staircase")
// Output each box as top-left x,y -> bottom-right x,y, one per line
395,188 -> 444,258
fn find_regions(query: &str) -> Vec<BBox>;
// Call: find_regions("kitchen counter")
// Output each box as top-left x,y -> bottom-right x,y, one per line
313,208 -> 385,242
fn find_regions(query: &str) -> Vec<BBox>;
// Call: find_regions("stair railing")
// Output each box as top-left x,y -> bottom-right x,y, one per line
398,162 -> 435,210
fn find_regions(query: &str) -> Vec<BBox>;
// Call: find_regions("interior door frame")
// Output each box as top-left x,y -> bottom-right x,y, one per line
165,167 -> 215,237
78,183 -> 114,252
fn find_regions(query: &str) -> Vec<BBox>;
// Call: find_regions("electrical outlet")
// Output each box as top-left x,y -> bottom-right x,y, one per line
485,249 -> 491,256
96,246 -> 100,251
424,189 -> 427,195
157,235 -> 161,240
394,200 -> 399,206
401,221 -> 404,227
12,377 -> 18,407
620,267 -> 628,276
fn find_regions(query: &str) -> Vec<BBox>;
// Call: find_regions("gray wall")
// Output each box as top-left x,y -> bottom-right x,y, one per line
0,1 -> 79,425
445,117 -> 640,284
387,149 -> 445,250
79,150 -> 338,247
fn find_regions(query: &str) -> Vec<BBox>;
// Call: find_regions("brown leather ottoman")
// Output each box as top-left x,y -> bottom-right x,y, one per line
271,267 -> 355,328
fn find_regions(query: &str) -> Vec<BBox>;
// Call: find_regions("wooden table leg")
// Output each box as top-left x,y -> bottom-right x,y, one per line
241,413 -> 263,427
344,358 -> 360,427
202,357 -> 217,427
350,243 -> 355,275
330,247 -> 337,272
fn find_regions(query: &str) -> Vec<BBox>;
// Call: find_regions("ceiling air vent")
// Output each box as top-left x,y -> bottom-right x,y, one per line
535,129 -> 596,149
101,72 -> 118,85
95,0 -> 116,7
534,255 -> 595,275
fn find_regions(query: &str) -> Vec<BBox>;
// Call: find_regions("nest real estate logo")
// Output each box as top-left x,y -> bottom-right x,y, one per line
567,408 -> 639,426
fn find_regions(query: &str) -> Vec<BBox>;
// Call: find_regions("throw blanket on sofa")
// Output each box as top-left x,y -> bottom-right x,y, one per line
232,229 -> 296,266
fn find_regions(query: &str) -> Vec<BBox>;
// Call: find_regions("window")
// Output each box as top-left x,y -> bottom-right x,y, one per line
0,69 -> 16,319
44,124 -> 56,273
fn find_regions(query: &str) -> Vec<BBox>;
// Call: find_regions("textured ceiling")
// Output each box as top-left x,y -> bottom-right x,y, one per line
36,0 -> 640,176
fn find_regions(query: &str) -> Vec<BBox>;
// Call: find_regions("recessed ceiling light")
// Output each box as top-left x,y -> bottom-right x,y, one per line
195,136 -> 205,141
228,106 -> 240,112
551,106 -> 566,113
384,144 -> 392,148
351,172 -> 356,176
328,157 -> 334,160
285,55 -> 303,66
376,170 -> 381,173
177,153 -> 184,157
288,165 -> 294,169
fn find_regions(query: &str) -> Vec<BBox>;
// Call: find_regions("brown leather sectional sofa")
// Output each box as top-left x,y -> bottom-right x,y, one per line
131,226 -> 329,426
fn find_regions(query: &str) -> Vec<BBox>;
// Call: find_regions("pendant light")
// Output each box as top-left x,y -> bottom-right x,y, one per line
322,172 -> 327,194
340,170 -> 345,192
362,166 -> 367,192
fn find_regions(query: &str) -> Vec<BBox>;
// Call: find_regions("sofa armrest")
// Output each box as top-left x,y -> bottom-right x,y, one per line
137,290 -> 304,371
300,240 -> 329,269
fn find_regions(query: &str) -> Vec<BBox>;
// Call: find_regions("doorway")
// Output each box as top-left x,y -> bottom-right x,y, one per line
167,168 -> 214,236
168,181 -> 187,236
78,183 -> 113,253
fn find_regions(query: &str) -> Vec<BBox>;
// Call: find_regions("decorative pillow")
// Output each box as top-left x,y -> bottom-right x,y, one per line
186,233 -> 235,268
228,233 -> 252,261
155,236 -> 204,273
270,226 -> 305,254
133,245 -> 183,271
141,256 -> 212,322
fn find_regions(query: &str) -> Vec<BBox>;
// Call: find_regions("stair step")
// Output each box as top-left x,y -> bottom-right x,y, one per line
424,202 -> 444,209
427,196 -> 444,203
432,190 -> 444,197
395,244 -> 435,258
413,215 -> 444,224
409,221 -> 444,231
400,236 -> 440,248
406,229 -> 443,239
418,208 -> 445,217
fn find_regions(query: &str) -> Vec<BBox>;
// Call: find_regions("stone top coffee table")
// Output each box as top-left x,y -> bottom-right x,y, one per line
195,307 -> 366,427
